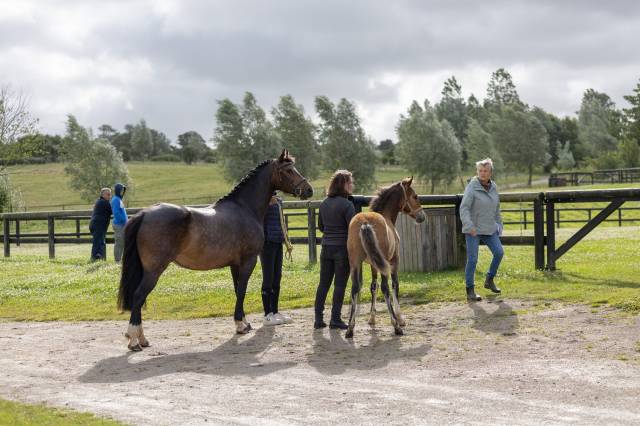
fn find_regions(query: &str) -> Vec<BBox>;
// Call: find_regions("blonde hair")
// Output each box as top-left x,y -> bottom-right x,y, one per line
100,187 -> 111,196
475,158 -> 493,170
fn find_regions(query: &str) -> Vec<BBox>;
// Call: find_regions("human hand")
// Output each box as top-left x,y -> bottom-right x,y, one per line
470,228 -> 477,237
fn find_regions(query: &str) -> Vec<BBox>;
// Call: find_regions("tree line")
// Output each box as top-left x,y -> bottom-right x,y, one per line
1,69 -> 640,210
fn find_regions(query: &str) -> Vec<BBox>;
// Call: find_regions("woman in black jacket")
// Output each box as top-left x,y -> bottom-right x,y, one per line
314,170 -> 355,330
89,188 -> 112,261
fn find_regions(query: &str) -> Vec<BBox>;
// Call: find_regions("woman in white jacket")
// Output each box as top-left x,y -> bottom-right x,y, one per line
459,158 -> 504,302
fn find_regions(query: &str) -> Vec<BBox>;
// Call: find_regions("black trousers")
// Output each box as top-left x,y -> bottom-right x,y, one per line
90,226 -> 107,261
314,245 -> 349,322
260,241 -> 283,315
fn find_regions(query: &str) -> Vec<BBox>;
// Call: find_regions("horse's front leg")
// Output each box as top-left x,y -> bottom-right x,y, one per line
369,267 -> 378,326
233,257 -> 257,334
346,265 -> 362,339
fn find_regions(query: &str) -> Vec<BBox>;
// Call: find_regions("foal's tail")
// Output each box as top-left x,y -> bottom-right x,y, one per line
117,212 -> 145,311
359,223 -> 390,276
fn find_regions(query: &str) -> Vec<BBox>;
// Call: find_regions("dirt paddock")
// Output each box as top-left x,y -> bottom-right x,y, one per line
1,300 -> 640,425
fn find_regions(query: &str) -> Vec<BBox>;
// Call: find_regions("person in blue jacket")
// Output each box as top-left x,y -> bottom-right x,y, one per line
459,158 -> 504,302
89,188 -> 112,261
260,192 -> 293,326
110,183 -> 128,263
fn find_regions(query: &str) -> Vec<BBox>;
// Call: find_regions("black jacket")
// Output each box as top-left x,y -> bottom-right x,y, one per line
90,197 -> 112,231
318,196 -> 356,246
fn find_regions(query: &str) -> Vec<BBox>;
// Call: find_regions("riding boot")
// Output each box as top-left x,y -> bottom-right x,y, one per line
484,276 -> 501,293
314,315 -> 327,329
466,286 -> 482,302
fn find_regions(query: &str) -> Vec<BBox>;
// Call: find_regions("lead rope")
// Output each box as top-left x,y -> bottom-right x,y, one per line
279,203 -> 294,261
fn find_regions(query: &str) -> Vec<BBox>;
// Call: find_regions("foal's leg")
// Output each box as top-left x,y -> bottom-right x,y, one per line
369,267 -> 378,325
380,275 -> 403,336
126,268 -> 164,351
391,264 -> 405,327
233,256 -> 258,334
346,265 -> 362,339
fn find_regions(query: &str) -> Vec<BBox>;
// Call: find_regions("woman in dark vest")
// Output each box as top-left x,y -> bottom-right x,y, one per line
314,170 -> 356,330
260,192 -> 293,326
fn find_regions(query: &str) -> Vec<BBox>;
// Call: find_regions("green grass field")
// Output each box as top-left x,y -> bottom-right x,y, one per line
1,226 -> 638,321
0,398 -> 122,425
6,162 -> 552,211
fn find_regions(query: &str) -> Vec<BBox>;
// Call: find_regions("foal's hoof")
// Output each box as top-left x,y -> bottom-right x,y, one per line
368,316 -> 376,326
235,321 -> 251,334
345,329 -> 354,339
244,322 -> 253,332
128,343 -> 143,352
394,328 -> 404,336
140,339 -> 150,348
397,316 -> 407,327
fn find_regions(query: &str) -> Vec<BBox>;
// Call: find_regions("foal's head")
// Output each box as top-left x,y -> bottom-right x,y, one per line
400,177 -> 425,223
272,149 -> 313,200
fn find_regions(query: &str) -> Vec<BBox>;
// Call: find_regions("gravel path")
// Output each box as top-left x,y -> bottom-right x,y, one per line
1,300 -> 640,425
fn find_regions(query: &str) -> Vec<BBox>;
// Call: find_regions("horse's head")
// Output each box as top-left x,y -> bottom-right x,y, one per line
272,149 -> 313,200
400,177 -> 425,223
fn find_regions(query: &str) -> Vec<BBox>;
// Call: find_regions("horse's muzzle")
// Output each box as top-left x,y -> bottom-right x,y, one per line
298,186 -> 313,200
414,210 -> 426,223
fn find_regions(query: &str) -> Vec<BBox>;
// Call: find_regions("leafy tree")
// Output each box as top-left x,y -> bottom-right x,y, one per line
556,142 -> 576,170
577,89 -> 620,157
618,137 -> 640,167
490,107 -> 547,186
272,95 -> 319,179
465,118 -> 503,174
0,171 -> 23,212
484,68 -> 523,111
214,92 -> 281,182
623,79 -> 640,145
531,106 -> 562,171
315,96 -> 376,191
559,117 -> 586,166
61,115 -> 130,202
150,129 -> 172,157
377,139 -> 396,165
177,131 -> 209,165
436,76 -> 469,167
130,119 -> 153,160
396,100 -> 461,193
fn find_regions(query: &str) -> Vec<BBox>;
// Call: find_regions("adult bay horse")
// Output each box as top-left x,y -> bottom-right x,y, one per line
117,150 -> 313,351
345,177 -> 425,338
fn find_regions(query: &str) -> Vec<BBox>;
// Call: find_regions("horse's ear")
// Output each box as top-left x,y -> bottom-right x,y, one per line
402,176 -> 413,186
278,149 -> 287,162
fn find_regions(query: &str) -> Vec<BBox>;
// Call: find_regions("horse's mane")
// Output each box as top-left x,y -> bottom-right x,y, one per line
369,183 -> 402,213
214,160 -> 272,206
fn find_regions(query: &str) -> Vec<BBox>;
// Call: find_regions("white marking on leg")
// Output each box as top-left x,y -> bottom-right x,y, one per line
126,324 -> 140,349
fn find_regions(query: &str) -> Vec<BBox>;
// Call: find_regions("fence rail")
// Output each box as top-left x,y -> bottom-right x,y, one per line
3,189 -> 640,270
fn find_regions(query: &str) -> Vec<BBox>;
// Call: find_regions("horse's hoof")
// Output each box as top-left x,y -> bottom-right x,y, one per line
368,317 -> 376,326
397,316 -> 406,327
244,322 -> 253,332
124,332 -> 130,338
140,340 -> 150,348
394,328 -> 404,336
345,329 -> 354,339
128,343 -> 143,351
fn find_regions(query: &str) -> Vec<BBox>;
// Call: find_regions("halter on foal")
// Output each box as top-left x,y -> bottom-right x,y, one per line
345,177 -> 425,338
117,150 -> 313,351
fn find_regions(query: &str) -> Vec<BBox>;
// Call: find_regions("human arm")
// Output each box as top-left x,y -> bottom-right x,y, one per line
459,185 -> 476,235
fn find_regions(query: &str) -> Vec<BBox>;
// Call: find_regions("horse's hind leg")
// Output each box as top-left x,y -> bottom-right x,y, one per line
368,267 -> 378,326
380,274 -> 403,336
346,265 -> 362,339
391,268 -> 405,327
127,268 -> 164,351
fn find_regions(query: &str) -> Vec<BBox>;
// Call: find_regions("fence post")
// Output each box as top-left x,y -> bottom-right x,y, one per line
48,216 -> 55,259
523,210 -> 528,230
307,204 -> 317,264
76,219 -> 81,238
533,194 -> 545,270
618,208 -> 622,227
15,219 -> 20,247
546,201 -> 556,270
3,218 -> 9,257
454,196 -> 466,268
556,209 -> 560,229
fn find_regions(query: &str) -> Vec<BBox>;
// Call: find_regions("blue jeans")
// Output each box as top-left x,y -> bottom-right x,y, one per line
465,232 -> 504,288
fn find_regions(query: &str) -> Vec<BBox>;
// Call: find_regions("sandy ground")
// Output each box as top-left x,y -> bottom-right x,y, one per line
1,300 -> 640,425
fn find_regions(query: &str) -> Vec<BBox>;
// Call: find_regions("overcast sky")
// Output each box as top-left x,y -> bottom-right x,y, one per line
1,0 -> 639,145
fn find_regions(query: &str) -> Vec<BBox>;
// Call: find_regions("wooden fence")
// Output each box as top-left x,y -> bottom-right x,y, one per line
549,167 -> 640,187
2,188 -> 640,270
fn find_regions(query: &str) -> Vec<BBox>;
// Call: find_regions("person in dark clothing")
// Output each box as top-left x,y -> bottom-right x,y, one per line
260,192 -> 293,326
89,188 -> 112,261
314,170 -> 356,330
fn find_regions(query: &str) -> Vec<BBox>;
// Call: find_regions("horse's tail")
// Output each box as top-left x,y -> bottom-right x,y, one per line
117,212 -> 145,312
359,223 -> 390,276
